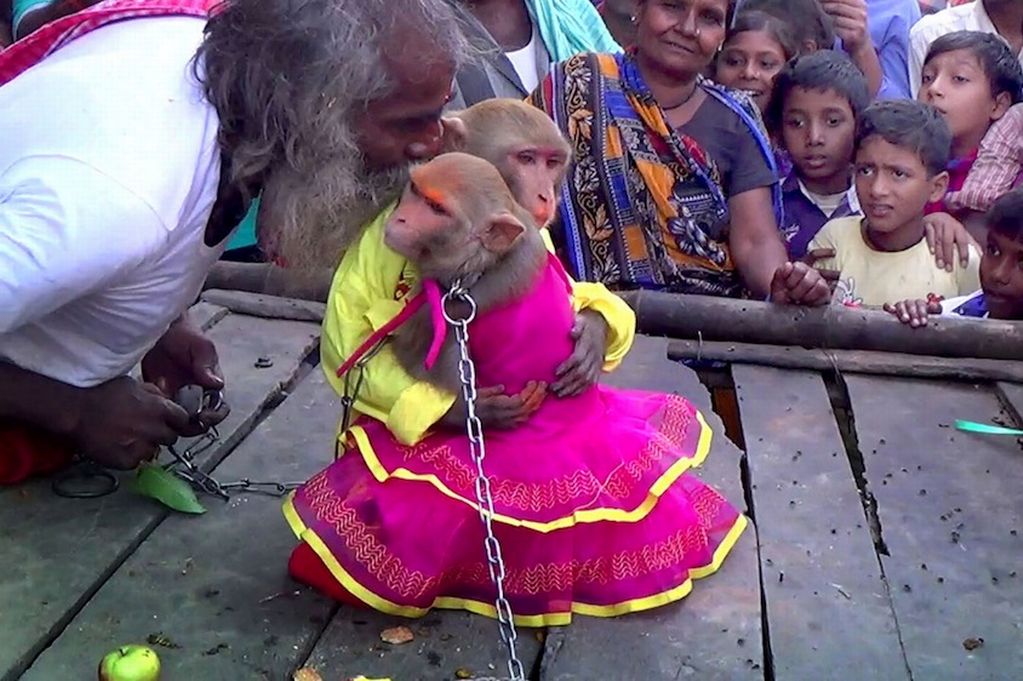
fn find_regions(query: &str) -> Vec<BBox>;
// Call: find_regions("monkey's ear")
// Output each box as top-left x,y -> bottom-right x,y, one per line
440,115 -> 468,152
480,212 -> 526,254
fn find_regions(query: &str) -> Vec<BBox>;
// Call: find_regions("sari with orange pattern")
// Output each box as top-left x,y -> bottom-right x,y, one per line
528,52 -> 780,297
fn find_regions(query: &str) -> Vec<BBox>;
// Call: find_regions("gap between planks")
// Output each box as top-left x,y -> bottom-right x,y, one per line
732,365 -> 909,681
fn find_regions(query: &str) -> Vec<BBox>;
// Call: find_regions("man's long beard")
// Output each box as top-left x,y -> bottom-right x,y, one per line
260,155 -> 408,271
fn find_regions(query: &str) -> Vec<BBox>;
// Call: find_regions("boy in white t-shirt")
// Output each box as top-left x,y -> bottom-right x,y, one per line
809,100 -> 981,307
886,187 -> 1023,325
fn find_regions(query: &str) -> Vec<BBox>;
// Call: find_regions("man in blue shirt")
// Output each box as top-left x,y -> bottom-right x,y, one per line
866,0 -> 922,99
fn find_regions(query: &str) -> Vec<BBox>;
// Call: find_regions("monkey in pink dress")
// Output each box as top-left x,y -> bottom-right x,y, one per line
285,153 -> 746,625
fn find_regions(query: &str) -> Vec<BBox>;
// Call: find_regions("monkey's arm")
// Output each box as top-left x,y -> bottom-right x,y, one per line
541,229 -> 635,370
321,208 -> 456,445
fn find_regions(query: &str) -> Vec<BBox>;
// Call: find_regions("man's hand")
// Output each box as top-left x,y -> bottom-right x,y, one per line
72,377 -> 192,470
923,212 -> 977,272
883,299 -> 942,328
801,247 -> 839,285
552,310 -> 607,397
142,315 -> 229,433
769,262 -> 832,306
820,0 -> 869,52
440,381 -> 547,430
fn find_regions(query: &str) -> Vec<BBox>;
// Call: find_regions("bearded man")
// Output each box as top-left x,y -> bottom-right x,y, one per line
0,0 -> 469,483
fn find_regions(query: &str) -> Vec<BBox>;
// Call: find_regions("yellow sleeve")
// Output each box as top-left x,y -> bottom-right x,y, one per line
321,205 -> 456,445
540,229 -> 636,371
957,245 -> 983,295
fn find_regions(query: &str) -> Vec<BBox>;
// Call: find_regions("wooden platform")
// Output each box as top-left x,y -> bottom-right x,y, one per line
4,303 -> 1022,681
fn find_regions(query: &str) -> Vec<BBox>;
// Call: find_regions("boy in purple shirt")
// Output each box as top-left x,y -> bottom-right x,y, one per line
767,51 -> 871,259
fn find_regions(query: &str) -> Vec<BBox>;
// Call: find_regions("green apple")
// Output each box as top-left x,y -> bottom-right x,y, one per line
97,645 -> 161,681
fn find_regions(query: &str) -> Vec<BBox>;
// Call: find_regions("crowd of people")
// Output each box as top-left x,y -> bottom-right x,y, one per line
2,0 -> 1023,628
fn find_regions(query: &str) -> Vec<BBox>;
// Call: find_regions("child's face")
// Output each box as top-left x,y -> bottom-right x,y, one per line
780,86 -> 856,190
919,49 -> 1010,156
715,29 -> 788,111
854,135 -> 949,236
980,229 -> 1023,319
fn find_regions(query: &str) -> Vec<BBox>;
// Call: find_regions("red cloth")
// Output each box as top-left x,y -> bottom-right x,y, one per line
0,0 -> 220,484
288,542 -> 367,609
0,0 -> 219,86
926,150 -> 978,218
0,422 -> 75,485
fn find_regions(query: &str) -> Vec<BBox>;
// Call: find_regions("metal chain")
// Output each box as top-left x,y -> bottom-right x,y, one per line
165,337 -> 388,499
165,434 -> 303,500
340,339 -> 386,433
442,282 -> 525,681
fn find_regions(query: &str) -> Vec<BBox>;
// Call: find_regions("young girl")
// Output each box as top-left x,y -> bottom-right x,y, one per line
715,10 -> 799,113
284,156 -> 747,626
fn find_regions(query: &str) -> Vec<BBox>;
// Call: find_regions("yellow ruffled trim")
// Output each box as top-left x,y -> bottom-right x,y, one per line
343,409 -> 713,534
284,494 -> 747,627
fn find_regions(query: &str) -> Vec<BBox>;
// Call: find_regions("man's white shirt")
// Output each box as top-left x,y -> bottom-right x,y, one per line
0,17 -> 223,387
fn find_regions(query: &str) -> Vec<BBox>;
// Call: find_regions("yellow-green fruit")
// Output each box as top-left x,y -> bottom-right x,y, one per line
97,645 -> 161,681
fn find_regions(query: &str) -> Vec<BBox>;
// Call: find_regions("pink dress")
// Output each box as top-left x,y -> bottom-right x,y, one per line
284,254 -> 746,625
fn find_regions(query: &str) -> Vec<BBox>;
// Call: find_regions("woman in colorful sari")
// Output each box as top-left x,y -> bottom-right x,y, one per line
529,0 -> 831,303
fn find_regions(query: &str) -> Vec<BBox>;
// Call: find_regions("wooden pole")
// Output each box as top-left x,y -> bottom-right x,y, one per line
204,262 -> 333,302
618,290 -> 1023,361
667,339 -> 1023,383
200,289 -> 326,323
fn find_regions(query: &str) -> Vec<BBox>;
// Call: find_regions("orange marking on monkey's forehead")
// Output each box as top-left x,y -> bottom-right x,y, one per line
412,179 -> 449,206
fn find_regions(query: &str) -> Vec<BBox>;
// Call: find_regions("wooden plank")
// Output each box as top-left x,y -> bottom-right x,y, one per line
994,381 -> 1023,425
732,365 -> 908,681
303,611 -> 543,681
22,370 -> 337,681
844,376 -> 1023,680
0,315 -> 318,681
669,339 -> 1023,383
189,301 -> 230,330
540,335 -> 764,681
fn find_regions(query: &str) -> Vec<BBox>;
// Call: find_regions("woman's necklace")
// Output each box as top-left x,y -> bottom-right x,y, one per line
660,82 -> 699,111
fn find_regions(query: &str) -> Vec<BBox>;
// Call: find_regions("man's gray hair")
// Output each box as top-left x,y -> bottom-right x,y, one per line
197,0 -> 472,201
196,0 -> 472,267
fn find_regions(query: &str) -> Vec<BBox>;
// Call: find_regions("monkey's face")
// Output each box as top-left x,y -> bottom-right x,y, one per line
498,145 -> 569,227
385,182 -> 471,280
386,153 -> 531,282
450,100 -> 571,229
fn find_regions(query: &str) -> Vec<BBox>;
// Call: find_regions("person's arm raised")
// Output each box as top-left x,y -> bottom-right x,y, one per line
821,0 -> 883,97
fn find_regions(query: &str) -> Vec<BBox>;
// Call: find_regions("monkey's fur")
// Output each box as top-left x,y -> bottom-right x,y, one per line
387,153 -> 549,395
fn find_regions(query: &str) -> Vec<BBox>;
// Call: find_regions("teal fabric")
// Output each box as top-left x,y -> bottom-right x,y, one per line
12,0 -> 54,33
528,0 -> 621,62
226,196 -> 259,251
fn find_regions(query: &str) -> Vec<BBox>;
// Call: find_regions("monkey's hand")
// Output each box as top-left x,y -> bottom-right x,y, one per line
553,310 -> 608,397
439,382 -> 547,430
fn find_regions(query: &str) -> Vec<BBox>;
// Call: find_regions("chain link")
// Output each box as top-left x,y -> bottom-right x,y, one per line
165,425 -> 301,500
442,282 -> 525,681
340,340 -> 386,433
